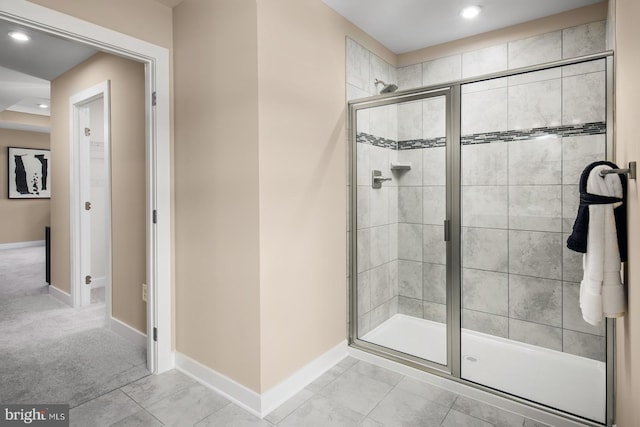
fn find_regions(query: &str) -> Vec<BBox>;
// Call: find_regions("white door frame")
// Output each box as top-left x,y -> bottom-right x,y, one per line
70,82 -> 110,313
0,0 -> 173,373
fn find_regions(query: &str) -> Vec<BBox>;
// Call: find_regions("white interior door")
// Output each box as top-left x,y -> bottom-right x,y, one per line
71,82 -> 111,314
88,99 -> 107,292
78,104 -> 92,307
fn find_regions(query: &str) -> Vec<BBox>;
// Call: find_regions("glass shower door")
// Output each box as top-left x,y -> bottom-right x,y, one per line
350,55 -> 612,425
459,60 -> 608,423
353,90 -> 451,368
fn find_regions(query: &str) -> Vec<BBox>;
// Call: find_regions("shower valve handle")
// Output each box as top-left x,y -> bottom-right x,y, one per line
372,170 -> 392,189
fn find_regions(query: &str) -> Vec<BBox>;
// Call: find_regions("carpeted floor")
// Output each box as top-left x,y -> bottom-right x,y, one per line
0,246 -> 149,408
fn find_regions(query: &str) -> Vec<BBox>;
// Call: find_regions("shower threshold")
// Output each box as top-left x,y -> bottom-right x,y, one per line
362,314 -> 605,423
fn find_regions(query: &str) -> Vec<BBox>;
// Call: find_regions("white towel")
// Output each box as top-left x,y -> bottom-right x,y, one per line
580,165 -> 626,326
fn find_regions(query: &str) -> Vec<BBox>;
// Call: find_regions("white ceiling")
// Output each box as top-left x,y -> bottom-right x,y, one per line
0,65 -> 49,116
322,0 -> 604,54
0,20 -> 98,81
0,19 -> 98,128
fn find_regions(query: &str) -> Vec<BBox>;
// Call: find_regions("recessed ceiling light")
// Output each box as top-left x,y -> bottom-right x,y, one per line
460,6 -> 482,19
38,104 -> 48,109
8,31 -> 30,42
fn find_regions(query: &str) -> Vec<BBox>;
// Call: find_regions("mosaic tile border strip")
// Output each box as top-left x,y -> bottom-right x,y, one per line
358,122 -> 606,150
459,121 -> 606,147
398,137 -> 446,150
356,132 -> 396,149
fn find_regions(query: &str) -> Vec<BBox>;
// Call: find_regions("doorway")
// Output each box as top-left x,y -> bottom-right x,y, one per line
0,0 -> 172,373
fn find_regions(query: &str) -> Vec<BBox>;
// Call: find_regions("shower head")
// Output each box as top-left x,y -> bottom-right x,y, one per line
374,78 -> 398,94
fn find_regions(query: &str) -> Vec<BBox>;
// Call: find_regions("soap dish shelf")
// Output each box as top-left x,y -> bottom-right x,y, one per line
390,162 -> 412,171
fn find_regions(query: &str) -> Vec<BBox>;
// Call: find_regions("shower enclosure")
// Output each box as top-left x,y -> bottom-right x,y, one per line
349,53 -> 613,426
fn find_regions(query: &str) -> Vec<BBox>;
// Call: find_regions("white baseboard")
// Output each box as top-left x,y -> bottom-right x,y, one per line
261,340 -> 348,415
175,339 -> 348,418
90,277 -> 105,289
110,317 -> 147,348
0,240 -> 45,250
48,285 -> 72,306
175,353 -> 262,417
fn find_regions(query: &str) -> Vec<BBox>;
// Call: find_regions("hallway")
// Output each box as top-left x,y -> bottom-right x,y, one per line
0,246 -> 148,407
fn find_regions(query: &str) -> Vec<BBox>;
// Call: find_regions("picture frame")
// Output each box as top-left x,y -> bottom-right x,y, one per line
8,147 -> 51,199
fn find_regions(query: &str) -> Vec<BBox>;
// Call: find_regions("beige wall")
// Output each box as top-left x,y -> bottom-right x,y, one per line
398,2 -> 608,66
0,128 -> 50,244
173,0 -> 262,392
256,0 -> 370,392
173,0 -> 394,393
51,53 -> 147,333
27,0 -> 173,49
614,0 -> 640,424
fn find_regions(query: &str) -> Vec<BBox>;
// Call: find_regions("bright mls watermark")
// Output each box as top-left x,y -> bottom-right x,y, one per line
1,405 -> 68,426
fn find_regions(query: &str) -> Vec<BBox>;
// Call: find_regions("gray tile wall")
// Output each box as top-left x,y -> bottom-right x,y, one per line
455,23 -> 607,362
395,137 -> 448,322
460,125 -> 607,361
348,21 -> 608,361
347,38 -> 398,336
397,21 -> 606,91
393,96 -> 448,323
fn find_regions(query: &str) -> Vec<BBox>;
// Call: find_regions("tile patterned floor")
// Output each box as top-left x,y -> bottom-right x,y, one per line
70,357 -> 559,427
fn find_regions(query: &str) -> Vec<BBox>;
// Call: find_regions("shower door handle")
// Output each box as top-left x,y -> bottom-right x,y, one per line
444,219 -> 451,242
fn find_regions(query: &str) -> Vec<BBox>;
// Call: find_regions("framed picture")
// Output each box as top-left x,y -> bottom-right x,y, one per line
8,147 -> 51,199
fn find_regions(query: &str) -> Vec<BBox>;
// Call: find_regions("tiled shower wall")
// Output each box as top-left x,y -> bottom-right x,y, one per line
346,38 -> 399,336
348,20 -> 609,361
459,64 -> 607,362
395,98 -> 448,324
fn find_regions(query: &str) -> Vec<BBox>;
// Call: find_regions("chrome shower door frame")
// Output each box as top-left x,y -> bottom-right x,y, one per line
349,87 -> 457,374
348,51 -> 616,427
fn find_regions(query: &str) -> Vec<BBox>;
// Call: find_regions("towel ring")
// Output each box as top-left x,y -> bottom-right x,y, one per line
600,161 -> 636,180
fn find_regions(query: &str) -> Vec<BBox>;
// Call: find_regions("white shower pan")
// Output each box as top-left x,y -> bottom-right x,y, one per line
362,314 -> 606,423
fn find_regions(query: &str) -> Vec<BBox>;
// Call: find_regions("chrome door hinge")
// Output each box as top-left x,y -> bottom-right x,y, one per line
152,92 -> 157,107
153,210 -> 157,224
85,275 -> 92,285
85,201 -> 92,211
153,327 -> 158,342
84,127 -> 91,137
